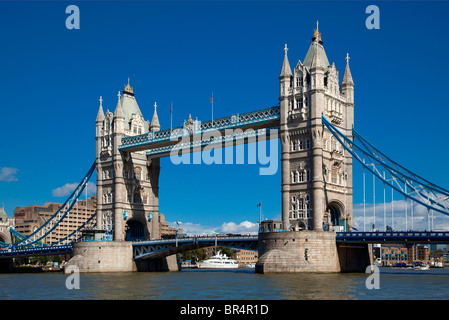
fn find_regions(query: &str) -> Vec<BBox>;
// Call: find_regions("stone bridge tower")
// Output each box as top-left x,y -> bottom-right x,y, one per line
256,23 -> 364,273
279,23 -> 354,233
95,79 -> 161,241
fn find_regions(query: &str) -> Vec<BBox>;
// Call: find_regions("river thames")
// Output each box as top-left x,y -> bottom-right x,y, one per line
0,267 -> 448,300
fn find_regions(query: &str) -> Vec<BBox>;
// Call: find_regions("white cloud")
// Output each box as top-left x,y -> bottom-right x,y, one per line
169,222 -> 218,236
52,181 -> 96,198
0,167 -> 18,182
353,200 -> 449,232
169,220 -> 259,236
220,221 -> 259,235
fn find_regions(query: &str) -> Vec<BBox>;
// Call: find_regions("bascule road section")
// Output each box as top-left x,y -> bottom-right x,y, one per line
133,235 -> 258,260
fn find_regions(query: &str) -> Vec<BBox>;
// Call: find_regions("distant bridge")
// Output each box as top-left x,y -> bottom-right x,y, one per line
132,235 -> 259,260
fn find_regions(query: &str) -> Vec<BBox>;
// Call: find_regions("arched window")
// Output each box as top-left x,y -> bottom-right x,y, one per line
299,170 -> 305,182
331,169 -> 338,184
305,139 -> 311,149
134,167 -> 142,180
331,137 -> 337,151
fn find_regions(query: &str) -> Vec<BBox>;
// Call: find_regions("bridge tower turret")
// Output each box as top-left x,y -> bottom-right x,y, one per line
278,22 -> 354,233
95,79 -> 161,241
257,23 -> 360,273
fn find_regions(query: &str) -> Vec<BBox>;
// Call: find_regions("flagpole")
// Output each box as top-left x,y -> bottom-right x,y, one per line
211,91 -> 214,125
170,101 -> 173,132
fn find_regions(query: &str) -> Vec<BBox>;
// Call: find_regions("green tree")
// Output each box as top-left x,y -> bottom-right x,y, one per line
181,248 -> 207,262
214,246 -> 234,258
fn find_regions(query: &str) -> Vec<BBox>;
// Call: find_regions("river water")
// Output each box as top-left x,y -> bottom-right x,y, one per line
0,267 -> 448,300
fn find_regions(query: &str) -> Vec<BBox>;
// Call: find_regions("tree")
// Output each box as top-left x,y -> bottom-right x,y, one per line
180,248 -> 207,262
214,246 -> 234,259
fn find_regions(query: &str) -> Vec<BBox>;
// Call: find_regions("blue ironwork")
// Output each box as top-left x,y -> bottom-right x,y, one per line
0,244 -> 73,258
56,213 -> 97,244
12,162 -> 95,248
119,106 -> 280,154
336,231 -> 449,244
133,235 -> 258,260
145,126 -> 279,158
1,162 -> 96,249
322,115 -> 449,217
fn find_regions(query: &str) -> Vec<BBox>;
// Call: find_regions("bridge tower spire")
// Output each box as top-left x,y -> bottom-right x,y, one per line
278,23 -> 354,233
256,22 -> 359,274
95,79 -> 161,242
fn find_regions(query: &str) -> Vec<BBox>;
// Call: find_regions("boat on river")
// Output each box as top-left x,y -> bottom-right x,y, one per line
196,251 -> 239,269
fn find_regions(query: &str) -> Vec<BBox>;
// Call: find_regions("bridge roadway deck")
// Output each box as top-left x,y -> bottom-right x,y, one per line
132,235 -> 259,260
0,244 -> 72,258
2,232 -> 449,259
335,231 -> 449,244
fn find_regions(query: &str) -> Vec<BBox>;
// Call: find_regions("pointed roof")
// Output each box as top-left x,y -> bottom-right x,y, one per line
280,44 -> 292,77
114,91 -> 125,119
0,204 -> 8,222
303,23 -> 330,73
342,53 -> 354,85
96,96 -> 105,122
310,40 -> 324,71
304,40 -> 330,73
151,102 -> 161,132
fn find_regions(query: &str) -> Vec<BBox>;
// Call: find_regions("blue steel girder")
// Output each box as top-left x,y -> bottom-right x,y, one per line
145,126 -> 279,158
336,231 -> 449,244
133,236 -> 258,260
118,106 -> 280,155
0,244 -> 73,259
322,115 -> 449,217
9,162 -> 96,248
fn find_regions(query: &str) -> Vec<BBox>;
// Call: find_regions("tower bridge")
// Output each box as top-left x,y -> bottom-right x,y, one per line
2,23 -> 449,273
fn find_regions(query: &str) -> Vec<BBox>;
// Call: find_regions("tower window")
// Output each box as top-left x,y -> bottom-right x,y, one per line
305,139 -> 311,149
331,170 -> 338,184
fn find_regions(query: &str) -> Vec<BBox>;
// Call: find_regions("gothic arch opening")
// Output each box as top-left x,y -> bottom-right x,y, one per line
325,201 -> 345,232
125,219 -> 145,241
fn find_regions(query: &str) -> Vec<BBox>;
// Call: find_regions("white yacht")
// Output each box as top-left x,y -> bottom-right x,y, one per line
196,251 -> 239,269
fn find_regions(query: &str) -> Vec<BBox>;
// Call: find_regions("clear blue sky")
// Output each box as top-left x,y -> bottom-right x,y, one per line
1,1 -> 449,234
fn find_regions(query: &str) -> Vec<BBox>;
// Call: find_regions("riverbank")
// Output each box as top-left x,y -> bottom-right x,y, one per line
13,265 -> 63,273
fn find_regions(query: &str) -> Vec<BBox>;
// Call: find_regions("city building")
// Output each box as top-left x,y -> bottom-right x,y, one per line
13,195 -> 177,243
159,214 -> 181,238
380,244 -> 430,265
13,196 -> 97,244
234,249 -> 258,266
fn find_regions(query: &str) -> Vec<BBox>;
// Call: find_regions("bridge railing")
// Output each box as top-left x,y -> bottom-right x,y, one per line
119,106 -> 280,151
337,231 -> 449,237
132,235 -> 259,246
